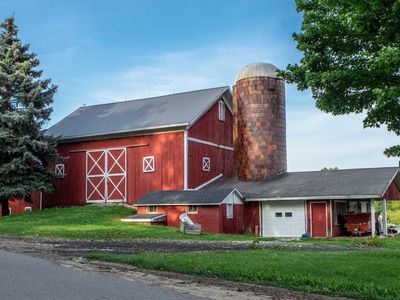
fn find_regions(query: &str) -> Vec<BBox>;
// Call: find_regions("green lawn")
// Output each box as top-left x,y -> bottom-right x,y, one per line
0,205 -> 260,240
291,236 -> 400,249
87,249 -> 400,300
0,205 -> 399,248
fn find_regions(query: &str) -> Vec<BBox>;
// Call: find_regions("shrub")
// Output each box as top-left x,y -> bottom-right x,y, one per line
351,236 -> 384,248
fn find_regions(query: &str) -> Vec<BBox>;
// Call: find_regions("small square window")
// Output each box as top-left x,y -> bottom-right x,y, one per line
186,205 -> 198,214
218,101 -> 225,121
285,212 -> 292,217
226,203 -> 233,219
275,212 -> 282,217
143,156 -> 155,173
202,157 -> 210,172
55,164 -> 65,178
147,206 -> 157,213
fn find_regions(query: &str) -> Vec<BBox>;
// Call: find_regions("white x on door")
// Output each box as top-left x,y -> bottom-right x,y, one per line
86,148 -> 126,203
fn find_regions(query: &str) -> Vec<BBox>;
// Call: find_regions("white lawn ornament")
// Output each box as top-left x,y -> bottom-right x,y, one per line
179,213 -> 195,226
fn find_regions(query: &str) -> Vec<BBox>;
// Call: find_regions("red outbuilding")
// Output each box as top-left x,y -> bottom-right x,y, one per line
130,189 -> 244,234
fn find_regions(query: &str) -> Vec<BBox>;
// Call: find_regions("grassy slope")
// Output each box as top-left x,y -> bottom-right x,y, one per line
0,205 -> 260,240
87,249 -> 400,300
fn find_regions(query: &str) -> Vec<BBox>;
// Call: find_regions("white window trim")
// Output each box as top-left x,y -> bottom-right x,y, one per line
147,206 -> 158,213
218,100 -> 225,121
55,164 -> 65,177
143,156 -> 155,173
186,205 -> 198,214
226,203 -> 234,219
202,157 -> 210,172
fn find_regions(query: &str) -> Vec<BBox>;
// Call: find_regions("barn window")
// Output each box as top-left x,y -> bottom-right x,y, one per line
186,205 -> 198,214
143,156 -> 155,173
55,164 -> 65,178
218,101 -> 225,121
147,206 -> 158,213
202,157 -> 210,172
285,212 -> 293,217
275,212 -> 282,217
226,203 -> 233,218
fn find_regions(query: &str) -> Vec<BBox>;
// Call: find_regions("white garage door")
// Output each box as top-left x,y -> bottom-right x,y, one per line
262,201 -> 306,237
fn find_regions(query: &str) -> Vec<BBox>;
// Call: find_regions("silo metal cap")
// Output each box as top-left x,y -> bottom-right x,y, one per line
235,62 -> 280,83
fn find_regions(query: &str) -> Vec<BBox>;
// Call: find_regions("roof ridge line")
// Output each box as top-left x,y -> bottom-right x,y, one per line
77,86 -> 230,109
287,166 -> 398,174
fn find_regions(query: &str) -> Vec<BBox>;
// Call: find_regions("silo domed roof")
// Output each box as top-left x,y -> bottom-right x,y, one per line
235,62 -> 279,83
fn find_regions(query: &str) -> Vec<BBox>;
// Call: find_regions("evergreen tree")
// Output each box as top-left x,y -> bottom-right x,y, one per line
0,17 -> 59,215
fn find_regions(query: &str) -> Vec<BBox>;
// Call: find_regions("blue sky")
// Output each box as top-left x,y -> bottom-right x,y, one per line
1,0 -> 398,171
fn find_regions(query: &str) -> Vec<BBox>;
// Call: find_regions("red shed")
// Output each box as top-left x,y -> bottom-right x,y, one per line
133,189 -> 244,234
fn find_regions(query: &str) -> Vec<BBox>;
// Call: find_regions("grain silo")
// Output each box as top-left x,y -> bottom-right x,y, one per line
233,62 -> 287,180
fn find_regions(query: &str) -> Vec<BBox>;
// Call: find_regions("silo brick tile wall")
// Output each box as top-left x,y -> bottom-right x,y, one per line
233,76 -> 287,180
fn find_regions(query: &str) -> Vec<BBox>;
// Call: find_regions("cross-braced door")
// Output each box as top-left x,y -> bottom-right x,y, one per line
86,148 -> 126,203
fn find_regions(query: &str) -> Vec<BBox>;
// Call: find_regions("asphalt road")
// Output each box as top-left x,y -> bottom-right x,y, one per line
0,250 -> 206,300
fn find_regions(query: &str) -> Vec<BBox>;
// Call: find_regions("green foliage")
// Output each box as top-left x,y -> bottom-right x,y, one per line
375,201 -> 400,225
281,0 -> 400,157
0,17 -> 59,203
87,249 -> 400,300
351,236 -> 384,248
321,167 -> 339,171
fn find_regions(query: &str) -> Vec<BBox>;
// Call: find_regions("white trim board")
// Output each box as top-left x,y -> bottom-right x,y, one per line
192,173 -> 223,190
187,137 -> 234,151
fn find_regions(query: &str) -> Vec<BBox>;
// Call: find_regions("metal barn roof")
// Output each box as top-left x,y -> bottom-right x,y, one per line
204,167 -> 399,201
46,86 -> 231,142
135,189 -> 238,206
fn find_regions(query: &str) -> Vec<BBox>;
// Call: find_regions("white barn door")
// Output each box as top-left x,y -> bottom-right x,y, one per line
86,148 -> 126,203
262,201 -> 305,237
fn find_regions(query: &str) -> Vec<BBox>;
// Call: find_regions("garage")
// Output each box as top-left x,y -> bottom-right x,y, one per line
262,201 -> 306,237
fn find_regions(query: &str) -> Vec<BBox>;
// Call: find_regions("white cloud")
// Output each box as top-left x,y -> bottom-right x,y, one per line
87,38 -> 290,103
287,104 -> 399,171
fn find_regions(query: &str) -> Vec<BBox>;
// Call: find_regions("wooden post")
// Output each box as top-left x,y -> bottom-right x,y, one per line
382,198 -> 388,235
370,199 -> 375,236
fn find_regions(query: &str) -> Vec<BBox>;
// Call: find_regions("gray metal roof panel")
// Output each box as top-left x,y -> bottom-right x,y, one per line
203,167 -> 399,200
46,86 -> 230,140
135,189 -> 235,205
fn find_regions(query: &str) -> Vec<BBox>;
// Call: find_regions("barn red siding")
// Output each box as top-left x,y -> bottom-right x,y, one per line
6,192 -> 41,216
137,205 -> 222,233
384,180 -> 400,200
187,98 -> 234,189
187,142 -> 233,189
220,204 -> 244,234
43,131 -> 184,207
188,99 -> 233,147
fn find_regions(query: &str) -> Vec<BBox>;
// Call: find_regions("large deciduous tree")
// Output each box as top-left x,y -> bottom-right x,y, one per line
0,17 -> 59,215
281,0 -> 400,157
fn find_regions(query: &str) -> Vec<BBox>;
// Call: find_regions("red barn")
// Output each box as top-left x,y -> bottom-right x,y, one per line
3,62 -> 399,238
42,86 -> 233,207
